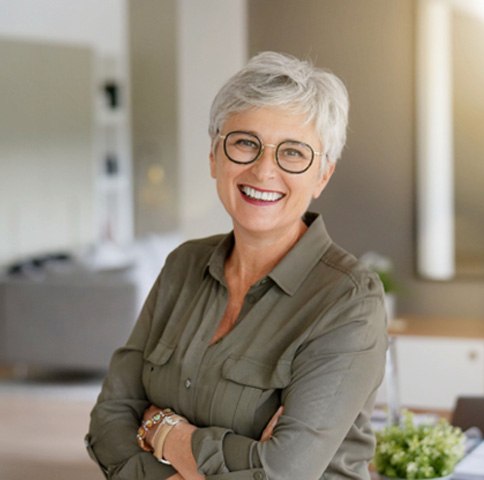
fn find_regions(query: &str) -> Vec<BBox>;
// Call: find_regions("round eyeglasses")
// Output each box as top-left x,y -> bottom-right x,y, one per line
218,131 -> 323,174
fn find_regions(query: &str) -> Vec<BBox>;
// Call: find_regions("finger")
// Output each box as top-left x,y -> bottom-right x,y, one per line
142,405 -> 160,421
269,406 -> 284,427
260,406 -> 284,441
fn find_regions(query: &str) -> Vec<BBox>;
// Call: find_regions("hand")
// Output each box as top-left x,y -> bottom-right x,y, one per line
260,406 -> 283,442
140,405 -> 203,479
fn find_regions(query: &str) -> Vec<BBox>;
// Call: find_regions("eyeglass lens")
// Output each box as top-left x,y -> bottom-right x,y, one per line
223,131 -> 314,173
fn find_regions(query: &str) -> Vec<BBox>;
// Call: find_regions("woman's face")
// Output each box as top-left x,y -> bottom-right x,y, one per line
210,106 -> 335,240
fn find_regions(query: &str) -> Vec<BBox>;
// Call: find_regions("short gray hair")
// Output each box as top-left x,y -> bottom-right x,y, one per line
208,51 -> 349,164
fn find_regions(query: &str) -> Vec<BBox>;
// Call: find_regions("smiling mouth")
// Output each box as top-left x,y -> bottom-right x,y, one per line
239,185 -> 285,202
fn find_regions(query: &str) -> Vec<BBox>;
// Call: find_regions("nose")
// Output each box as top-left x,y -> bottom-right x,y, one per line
251,143 -> 278,178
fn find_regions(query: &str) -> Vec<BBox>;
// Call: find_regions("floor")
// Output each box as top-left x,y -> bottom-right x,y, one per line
0,368 -> 105,480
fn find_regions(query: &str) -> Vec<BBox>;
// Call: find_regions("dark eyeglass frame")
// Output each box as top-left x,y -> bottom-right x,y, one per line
218,130 -> 324,174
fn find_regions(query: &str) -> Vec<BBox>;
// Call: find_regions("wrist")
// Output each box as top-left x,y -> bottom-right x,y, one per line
137,408 -> 182,453
152,412 -> 188,464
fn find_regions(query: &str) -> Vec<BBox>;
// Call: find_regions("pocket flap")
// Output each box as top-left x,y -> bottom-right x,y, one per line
222,355 -> 291,389
145,341 -> 175,366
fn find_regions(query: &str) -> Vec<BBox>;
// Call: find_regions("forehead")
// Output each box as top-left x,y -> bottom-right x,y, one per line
222,106 -> 319,144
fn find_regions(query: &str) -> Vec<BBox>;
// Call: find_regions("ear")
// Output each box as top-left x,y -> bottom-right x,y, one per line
312,162 -> 335,199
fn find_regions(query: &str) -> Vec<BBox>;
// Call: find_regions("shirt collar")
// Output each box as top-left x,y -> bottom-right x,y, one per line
206,233 -> 234,286
268,212 -> 332,295
206,212 -> 333,295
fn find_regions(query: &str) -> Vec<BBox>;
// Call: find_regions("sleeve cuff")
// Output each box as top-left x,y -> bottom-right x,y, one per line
192,427 -> 232,475
192,427 -> 263,476
224,433 -> 261,471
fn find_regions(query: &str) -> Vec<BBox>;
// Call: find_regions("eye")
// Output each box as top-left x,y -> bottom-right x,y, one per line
228,132 -> 260,152
282,147 -> 304,158
235,138 -> 259,150
278,143 -> 311,162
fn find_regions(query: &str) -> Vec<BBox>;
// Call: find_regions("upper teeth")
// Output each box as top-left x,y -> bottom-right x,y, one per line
242,186 -> 283,202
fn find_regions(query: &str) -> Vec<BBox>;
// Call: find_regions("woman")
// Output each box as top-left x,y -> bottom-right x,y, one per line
86,51 -> 387,479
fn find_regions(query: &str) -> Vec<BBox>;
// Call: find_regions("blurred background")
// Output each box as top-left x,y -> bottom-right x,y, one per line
1,0 -> 483,478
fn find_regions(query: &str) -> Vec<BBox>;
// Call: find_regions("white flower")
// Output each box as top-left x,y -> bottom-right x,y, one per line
406,462 -> 418,474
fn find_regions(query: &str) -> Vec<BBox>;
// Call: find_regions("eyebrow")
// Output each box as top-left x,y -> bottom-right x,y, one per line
236,130 -> 313,146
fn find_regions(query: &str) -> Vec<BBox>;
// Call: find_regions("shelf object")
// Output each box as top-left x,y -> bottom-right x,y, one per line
94,55 -> 133,245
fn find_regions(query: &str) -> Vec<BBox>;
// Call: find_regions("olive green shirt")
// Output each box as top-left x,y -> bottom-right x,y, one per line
86,212 -> 387,479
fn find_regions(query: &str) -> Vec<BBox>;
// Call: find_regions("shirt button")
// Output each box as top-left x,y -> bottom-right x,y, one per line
184,378 -> 192,389
253,472 -> 265,480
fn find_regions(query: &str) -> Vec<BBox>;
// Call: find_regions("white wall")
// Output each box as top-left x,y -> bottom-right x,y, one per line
0,40 -> 96,264
0,0 -> 126,56
0,0 -> 132,265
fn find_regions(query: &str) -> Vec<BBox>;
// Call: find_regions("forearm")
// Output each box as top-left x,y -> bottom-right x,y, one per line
88,400 -> 178,479
142,405 -> 283,479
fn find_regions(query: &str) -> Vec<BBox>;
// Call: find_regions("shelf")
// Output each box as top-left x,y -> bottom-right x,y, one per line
93,54 -> 132,244
389,316 -> 484,340
96,176 -> 130,192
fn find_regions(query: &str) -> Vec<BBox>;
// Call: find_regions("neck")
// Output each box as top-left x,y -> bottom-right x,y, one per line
226,220 -> 307,287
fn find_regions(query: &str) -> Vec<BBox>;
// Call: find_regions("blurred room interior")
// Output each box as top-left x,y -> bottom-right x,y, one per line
1,0 -> 484,479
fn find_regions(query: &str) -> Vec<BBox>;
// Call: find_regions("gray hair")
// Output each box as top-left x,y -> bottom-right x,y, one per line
208,51 -> 349,165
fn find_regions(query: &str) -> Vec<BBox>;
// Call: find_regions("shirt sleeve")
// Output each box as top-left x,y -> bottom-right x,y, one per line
85,274 -> 178,480
191,278 -> 387,480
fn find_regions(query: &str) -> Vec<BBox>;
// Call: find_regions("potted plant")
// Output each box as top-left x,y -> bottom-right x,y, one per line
360,251 -> 397,319
373,411 -> 466,479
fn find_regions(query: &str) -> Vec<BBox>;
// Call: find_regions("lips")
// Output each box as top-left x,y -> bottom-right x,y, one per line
239,185 -> 285,202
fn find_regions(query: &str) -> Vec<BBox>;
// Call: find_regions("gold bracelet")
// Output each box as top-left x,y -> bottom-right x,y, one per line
152,413 -> 187,465
136,408 -> 173,452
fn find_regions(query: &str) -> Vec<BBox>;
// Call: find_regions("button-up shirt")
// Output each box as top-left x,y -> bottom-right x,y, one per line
86,212 -> 387,479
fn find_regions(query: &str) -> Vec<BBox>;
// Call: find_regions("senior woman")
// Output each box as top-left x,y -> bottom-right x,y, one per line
86,51 -> 387,479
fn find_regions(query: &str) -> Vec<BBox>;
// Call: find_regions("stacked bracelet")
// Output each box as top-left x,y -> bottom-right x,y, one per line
136,408 -> 173,452
136,408 -> 187,465
152,413 -> 187,465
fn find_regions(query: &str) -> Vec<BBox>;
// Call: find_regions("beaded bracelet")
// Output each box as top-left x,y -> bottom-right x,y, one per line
136,408 -> 172,452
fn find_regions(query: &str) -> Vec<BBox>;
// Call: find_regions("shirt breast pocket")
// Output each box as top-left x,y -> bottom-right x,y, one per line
214,355 -> 291,437
142,340 -> 176,405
